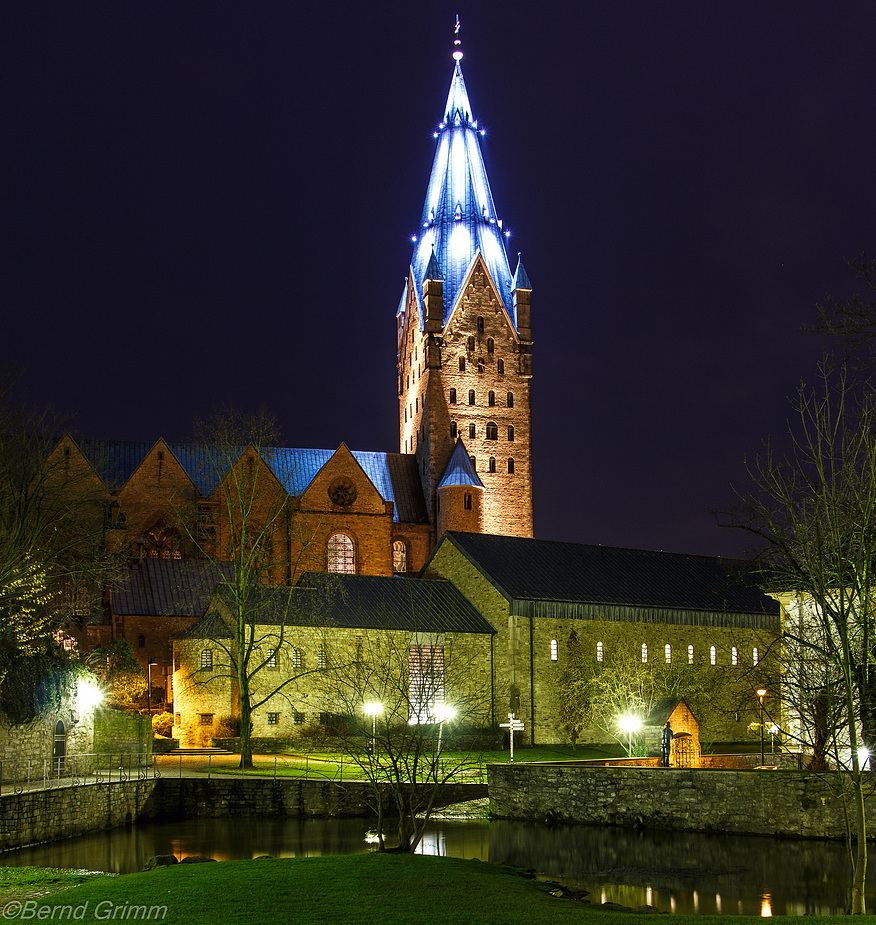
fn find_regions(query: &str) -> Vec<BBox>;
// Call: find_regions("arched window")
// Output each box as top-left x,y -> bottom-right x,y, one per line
477,316 -> 484,335
497,359 -> 504,374
468,390 -> 475,405
507,392 -> 514,407
477,361 -> 484,374
508,425 -> 514,441
293,648 -> 303,670
459,356 -> 465,371
469,423 -> 476,439
469,455 -> 476,468
641,643 -> 648,663
507,458 -> 515,473
710,645 -> 717,666
200,649 -> 213,670
467,335 -> 475,351
449,388 -> 457,405
393,540 -> 407,573
328,534 -> 355,574
665,644 -> 672,664
486,391 -> 494,407
731,646 -> 738,666
486,422 -> 498,440
463,492 -> 472,511
450,422 -> 457,440
489,456 -> 496,473
596,641 -> 604,662
550,639 -> 558,661
487,337 -> 494,354
688,644 -> 694,664
753,647 -> 759,665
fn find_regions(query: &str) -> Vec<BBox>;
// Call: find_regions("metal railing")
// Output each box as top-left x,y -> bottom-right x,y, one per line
0,752 -> 159,796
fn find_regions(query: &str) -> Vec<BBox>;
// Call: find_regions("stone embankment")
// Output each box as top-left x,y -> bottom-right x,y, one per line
488,763 -> 862,839
0,778 -> 486,852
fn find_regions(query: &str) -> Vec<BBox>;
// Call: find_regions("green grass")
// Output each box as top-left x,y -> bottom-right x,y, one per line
1,855 -> 840,925
0,866 -> 104,895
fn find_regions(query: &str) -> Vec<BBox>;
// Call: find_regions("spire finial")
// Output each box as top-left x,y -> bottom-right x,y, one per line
453,14 -> 463,61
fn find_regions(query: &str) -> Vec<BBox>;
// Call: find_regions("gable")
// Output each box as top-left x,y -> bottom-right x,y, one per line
444,254 -> 518,342
299,443 -> 389,516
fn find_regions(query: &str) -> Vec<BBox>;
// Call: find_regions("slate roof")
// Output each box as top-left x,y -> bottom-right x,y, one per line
435,532 -> 780,628
111,559 -> 234,617
437,439 -> 483,489
174,610 -> 234,640
70,438 -> 428,524
201,573 -> 495,636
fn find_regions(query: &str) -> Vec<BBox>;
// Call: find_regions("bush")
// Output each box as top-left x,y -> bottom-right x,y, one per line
215,715 -> 240,738
152,711 -> 174,737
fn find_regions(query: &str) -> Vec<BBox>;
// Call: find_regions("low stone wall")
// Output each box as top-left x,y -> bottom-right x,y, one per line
488,763 -> 863,839
1,778 -> 486,852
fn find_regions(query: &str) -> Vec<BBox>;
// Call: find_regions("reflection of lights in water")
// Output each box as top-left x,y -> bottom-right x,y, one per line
363,831 -> 380,845
761,893 -> 773,917
693,890 -> 699,913
415,830 -> 446,857
646,887 -> 652,905
670,896 -> 676,913
716,893 -> 722,913
601,890 -> 607,905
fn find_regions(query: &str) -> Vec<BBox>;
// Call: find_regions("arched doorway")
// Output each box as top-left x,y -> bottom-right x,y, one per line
52,719 -> 66,772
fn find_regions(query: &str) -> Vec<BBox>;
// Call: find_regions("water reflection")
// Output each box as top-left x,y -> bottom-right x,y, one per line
2,817 -> 869,915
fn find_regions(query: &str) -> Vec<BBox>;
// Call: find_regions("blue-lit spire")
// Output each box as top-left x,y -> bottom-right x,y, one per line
408,42 -> 515,326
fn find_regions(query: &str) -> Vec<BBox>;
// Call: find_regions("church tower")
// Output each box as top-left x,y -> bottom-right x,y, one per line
397,34 -> 534,542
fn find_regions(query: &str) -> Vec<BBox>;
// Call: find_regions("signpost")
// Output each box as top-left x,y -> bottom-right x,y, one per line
499,712 -> 525,763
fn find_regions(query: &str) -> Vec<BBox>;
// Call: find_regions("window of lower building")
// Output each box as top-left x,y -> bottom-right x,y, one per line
200,649 -> 213,670
293,712 -> 305,725
409,644 -> 445,724
641,643 -> 648,663
293,648 -> 302,670
688,644 -> 694,665
710,645 -> 717,666
175,713 -> 181,725
550,639 -> 558,661
267,712 -> 279,725
199,713 -> 214,726
318,647 -> 327,670
267,649 -> 277,669
596,641 -> 604,662
318,712 -> 332,725
731,646 -> 738,666
753,647 -> 759,665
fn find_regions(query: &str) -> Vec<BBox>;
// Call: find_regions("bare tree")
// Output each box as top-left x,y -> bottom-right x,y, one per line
315,623 -> 491,852
810,256 -> 876,364
725,362 -> 876,913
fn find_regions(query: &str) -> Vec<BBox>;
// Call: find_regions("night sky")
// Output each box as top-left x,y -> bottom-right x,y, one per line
5,3 -> 876,558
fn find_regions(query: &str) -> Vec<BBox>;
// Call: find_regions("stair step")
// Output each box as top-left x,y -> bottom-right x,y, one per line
166,748 -> 234,756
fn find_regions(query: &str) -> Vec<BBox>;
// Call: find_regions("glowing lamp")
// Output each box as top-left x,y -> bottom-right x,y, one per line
77,677 -> 103,713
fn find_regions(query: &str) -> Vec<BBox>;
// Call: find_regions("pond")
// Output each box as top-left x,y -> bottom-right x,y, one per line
1,815 -> 868,915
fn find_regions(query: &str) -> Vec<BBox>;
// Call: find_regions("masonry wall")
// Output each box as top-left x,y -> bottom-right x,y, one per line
488,764 -> 866,839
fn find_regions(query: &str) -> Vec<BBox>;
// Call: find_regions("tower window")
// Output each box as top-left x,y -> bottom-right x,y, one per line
489,456 -> 496,473
404,408 -> 407,423
450,422 -> 457,440
464,492 -> 472,510
507,392 -> 514,407
327,533 -> 356,574
508,425 -> 514,441
477,316 -> 484,335
468,390 -> 475,405
486,422 -> 498,440
467,335 -> 475,351
550,639 -> 558,661
507,458 -> 514,473
497,359 -> 504,374
469,456 -> 476,469
415,398 -> 418,412
477,361 -> 484,374
469,423 -> 476,439
488,391 -> 495,407
449,388 -> 457,405
393,540 -> 407,573
487,337 -> 494,354
459,357 -> 465,372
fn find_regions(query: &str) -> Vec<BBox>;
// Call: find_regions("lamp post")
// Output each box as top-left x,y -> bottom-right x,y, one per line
364,702 -> 382,757
618,715 -> 641,759
147,658 -> 158,718
434,704 -> 456,759
756,688 -> 768,766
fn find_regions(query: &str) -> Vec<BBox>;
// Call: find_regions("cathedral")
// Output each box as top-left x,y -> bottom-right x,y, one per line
54,40 -> 778,749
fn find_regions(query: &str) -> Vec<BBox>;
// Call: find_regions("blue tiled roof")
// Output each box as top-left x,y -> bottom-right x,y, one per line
407,61 -> 515,328
71,439 -> 427,524
512,255 -> 532,291
437,439 -> 483,489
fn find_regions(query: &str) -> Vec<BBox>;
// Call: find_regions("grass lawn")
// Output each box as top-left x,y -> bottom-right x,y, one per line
0,854 -> 839,925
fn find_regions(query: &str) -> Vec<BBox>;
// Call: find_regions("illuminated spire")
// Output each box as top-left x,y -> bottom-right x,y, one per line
408,33 -> 516,326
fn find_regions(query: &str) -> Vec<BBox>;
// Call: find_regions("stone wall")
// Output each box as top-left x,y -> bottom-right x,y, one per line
93,708 -> 152,758
0,778 -> 486,852
488,763 -> 867,839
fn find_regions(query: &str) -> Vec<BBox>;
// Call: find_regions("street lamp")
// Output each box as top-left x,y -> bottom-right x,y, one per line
618,715 -> 641,759
756,688 -> 768,766
434,704 -> 456,758
146,658 -> 158,718
364,702 -> 382,757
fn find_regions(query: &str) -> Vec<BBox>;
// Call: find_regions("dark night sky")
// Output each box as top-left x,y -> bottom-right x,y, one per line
4,3 -> 876,558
